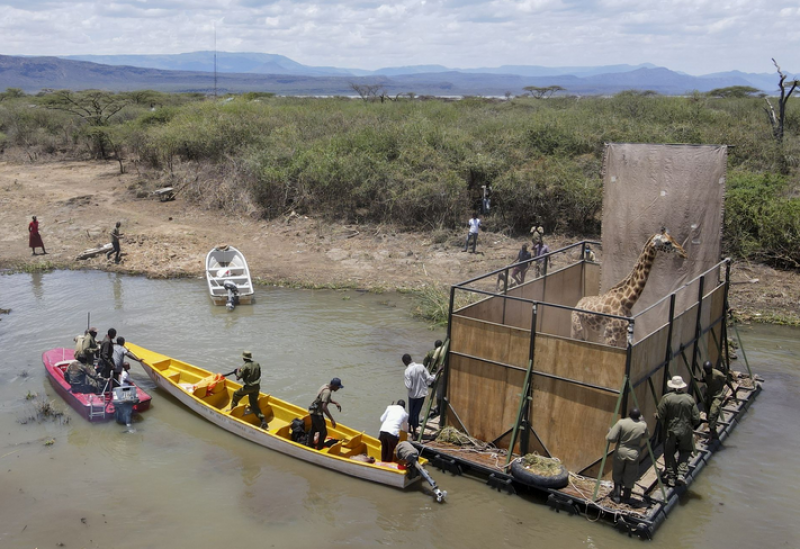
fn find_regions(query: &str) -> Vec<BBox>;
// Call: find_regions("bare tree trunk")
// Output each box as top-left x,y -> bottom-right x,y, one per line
764,58 -> 799,143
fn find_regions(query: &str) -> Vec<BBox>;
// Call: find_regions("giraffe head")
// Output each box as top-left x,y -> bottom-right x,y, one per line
652,228 -> 687,259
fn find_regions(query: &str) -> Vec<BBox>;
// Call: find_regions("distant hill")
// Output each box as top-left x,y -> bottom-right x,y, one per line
0,53 -> 777,96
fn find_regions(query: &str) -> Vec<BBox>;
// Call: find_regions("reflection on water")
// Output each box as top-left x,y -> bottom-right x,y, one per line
0,271 -> 797,548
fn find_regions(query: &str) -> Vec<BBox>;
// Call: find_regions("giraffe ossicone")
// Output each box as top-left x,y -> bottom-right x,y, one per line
571,229 -> 688,347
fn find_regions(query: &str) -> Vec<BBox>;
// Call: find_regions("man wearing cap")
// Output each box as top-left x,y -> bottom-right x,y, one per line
229,351 -> 268,430
307,378 -> 343,450
656,375 -> 701,486
606,408 -> 648,504
403,353 -> 435,438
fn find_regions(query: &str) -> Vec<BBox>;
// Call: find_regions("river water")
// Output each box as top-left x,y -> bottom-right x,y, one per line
0,271 -> 797,548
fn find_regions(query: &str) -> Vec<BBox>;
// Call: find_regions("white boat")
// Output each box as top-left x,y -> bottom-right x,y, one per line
205,245 -> 254,310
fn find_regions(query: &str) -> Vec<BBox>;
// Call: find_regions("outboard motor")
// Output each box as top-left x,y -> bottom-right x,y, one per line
112,386 -> 140,427
395,441 -> 447,503
223,280 -> 239,311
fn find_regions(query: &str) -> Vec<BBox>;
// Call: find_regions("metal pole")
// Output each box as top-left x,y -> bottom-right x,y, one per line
662,294 -> 677,396
690,276 -> 706,379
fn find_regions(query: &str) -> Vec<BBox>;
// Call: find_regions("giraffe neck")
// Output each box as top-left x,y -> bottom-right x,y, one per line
610,237 -> 659,310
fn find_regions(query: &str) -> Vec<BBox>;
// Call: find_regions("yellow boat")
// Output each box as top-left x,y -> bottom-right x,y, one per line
128,343 -> 425,489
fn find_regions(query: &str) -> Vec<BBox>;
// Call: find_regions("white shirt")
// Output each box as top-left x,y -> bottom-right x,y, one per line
119,369 -> 133,387
468,217 -> 481,234
379,405 -> 409,436
405,362 -> 435,399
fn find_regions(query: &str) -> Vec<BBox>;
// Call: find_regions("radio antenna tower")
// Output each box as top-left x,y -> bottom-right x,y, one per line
213,23 -> 218,99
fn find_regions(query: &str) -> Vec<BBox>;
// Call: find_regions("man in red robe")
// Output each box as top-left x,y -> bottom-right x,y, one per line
28,216 -> 46,255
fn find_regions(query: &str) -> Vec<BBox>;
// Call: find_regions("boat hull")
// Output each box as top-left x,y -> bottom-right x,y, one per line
205,245 -> 254,306
128,343 -> 419,489
42,348 -> 152,422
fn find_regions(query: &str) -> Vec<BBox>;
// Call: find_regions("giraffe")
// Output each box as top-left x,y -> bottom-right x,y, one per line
571,229 -> 688,347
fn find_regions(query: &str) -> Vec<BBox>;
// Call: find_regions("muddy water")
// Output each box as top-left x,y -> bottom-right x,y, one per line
0,271 -> 797,548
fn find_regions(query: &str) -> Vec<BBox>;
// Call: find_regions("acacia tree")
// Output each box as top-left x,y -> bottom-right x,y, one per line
523,85 -> 565,99
708,86 -> 760,98
349,83 -> 384,102
764,58 -> 799,143
39,90 -> 130,158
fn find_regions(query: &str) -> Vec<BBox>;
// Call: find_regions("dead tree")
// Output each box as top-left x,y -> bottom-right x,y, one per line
764,58 -> 799,143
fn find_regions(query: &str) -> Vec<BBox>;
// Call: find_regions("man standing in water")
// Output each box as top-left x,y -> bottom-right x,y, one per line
307,378 -> 343,450
107,221 -> 124,264
229,351 -> 268,430
656,376 -> 701,487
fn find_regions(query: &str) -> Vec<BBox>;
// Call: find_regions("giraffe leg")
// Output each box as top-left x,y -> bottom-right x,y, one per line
571,312 -> 586,341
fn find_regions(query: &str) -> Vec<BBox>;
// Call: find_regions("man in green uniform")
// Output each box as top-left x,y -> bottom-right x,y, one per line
75,327 -> 99,364
307,378 -> 343,451
229,351 -> 268,430
423,340 -> 443,374
656,375 -> 701,487
698,360 -> 736,440
606,408 -> 648,504
65,359 -> 103,394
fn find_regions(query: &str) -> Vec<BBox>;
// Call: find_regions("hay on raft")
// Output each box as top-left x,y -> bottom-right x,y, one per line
436,426 -> 490,449
519,452 -> 564,477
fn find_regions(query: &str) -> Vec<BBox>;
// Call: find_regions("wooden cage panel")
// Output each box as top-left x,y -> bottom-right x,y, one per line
447,354 -> 526,444
533,334 -> 626,387
450,315 -> 531,368
531,375 -> 618,472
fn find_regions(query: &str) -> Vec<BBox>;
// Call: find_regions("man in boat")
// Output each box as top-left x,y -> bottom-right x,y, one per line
112,337 -> 141,383
118,362 -> 134,387
697,360 -> 737,440
307,378 -> 343,450
606,408 -> 648,504
656,376 -> 701,487
403,354 -> 435,439
97,328 -> 117,379
229,351 -> 268,430
107,221 -> 124,264
378,399 -> 408,462
65,359 -> 103,394
75,327 -> 99,365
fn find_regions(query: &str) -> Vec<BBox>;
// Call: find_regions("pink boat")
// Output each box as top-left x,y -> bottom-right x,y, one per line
42,348 -> 152,422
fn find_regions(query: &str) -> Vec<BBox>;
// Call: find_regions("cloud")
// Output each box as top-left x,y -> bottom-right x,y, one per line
0,0 -> 797,74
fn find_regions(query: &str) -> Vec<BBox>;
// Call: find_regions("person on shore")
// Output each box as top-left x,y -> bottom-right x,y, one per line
656,375 -> 701,487
229,351 -> 268,430
28,216 -> 47,255
97,328 -> 117,379
584,245 -> 596,262
307,378 -> 344,450
75,327 -> 99,365
532,235 -> 550,277
107,221 -> 124,264
112,336 -> 141,382
463,212 -> 482,253
606,408 -> 648,504
403,353 -> 435,438
378,399 -> 408,462
65,359 -> 102,394
697,360 -> 737,440
511,243 -> 532,286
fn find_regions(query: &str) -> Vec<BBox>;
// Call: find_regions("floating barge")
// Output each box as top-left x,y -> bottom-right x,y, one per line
414,239 -> 762,539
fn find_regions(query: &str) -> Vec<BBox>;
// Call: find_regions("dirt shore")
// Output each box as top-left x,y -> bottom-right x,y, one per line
1,160 -> 797,323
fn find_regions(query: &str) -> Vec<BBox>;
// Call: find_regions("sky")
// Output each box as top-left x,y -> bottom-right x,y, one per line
1,0 -> 798,75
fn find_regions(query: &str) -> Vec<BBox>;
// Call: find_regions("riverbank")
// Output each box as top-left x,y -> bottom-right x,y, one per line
1,160 -> 797,324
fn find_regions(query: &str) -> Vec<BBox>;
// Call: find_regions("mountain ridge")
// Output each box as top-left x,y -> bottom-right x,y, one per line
0,53 -> 777,96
